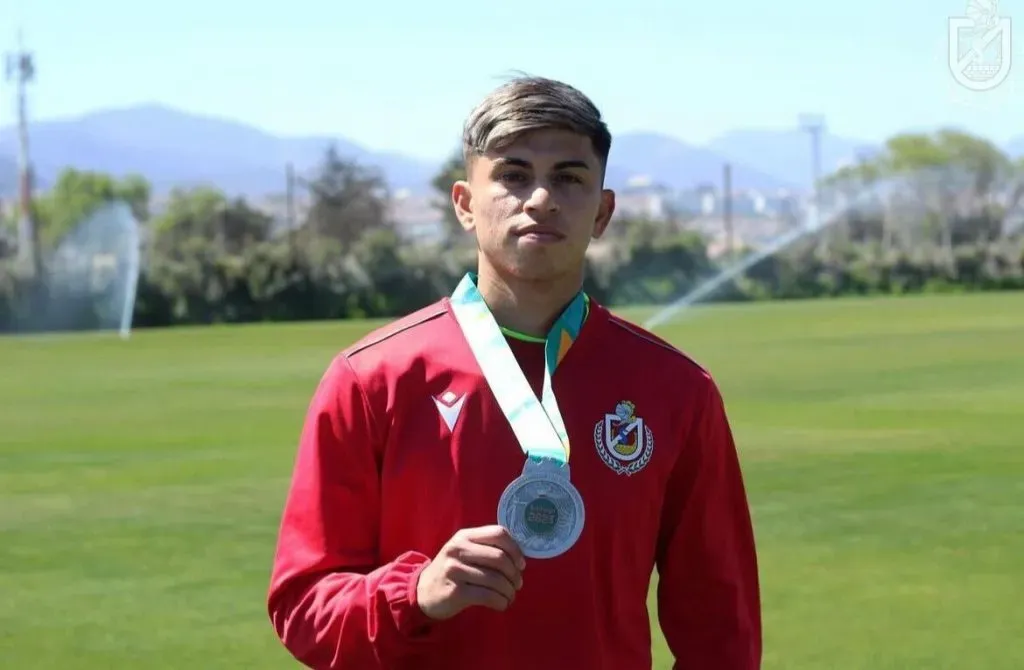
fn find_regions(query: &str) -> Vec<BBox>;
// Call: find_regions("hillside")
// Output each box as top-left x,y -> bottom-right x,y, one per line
0,104 -> 1019,200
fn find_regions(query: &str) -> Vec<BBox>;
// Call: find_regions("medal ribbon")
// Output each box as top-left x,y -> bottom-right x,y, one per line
449,272 -> 586,465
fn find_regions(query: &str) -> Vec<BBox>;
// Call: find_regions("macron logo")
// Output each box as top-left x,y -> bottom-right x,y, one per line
433,391 -> 466,432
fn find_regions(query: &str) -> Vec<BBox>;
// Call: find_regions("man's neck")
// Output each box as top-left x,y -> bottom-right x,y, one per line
475,265 -> 584,339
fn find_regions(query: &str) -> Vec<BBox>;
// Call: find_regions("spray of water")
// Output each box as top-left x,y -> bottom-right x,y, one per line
642,181 -> 892,331
119,210 -> 142,340
643,224 -> 818,330
43,200 -> 143,338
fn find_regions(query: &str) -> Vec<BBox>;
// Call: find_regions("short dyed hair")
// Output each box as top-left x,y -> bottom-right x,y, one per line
461,75 -> 613,172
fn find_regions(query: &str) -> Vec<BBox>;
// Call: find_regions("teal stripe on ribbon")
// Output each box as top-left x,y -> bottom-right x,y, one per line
449,272 -> 585,464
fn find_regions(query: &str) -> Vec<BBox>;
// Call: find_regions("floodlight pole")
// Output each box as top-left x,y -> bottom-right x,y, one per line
6,30 -> 39,278
723,162 -> 734,262
799,114 -> 828,258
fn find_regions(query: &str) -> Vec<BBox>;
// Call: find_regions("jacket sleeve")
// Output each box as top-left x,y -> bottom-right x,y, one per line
267,353 -> 439,669
656,374 -> 762,669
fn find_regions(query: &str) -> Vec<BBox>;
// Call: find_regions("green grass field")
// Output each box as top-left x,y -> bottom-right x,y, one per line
2,291 -> 1022,669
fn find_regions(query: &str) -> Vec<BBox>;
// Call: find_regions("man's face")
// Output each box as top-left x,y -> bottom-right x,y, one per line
453,128 -> 615,282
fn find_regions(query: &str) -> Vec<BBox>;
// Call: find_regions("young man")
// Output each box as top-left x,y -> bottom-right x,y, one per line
267,76 -> 762,669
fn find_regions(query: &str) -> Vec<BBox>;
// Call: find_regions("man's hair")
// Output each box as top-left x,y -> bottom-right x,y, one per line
462,75 -> 612,172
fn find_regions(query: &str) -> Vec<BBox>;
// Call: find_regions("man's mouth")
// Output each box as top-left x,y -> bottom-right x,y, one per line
514,225 -> 566,241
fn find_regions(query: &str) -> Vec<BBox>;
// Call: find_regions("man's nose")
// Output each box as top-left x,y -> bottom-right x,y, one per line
524,185 -> 559,214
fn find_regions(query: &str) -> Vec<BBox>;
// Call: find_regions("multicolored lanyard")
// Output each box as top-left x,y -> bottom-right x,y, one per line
448,272 -> 586,465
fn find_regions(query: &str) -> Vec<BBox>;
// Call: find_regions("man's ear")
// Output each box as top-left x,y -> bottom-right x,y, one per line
591,189 -> 616,239
452,180 -> 474,232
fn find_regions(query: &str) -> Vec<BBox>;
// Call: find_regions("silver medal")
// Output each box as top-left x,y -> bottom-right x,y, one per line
497,458 -> 585,559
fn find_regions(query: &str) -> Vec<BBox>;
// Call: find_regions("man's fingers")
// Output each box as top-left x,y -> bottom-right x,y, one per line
449,562 -> 517,605
459,525 -> 527,570
457,543 -> 523,590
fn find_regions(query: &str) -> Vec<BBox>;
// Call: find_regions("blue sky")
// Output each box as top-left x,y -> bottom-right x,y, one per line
2,0 -> 1021,161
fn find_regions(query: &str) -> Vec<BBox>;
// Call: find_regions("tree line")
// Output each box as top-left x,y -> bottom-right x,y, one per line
0,128 -> 1022,333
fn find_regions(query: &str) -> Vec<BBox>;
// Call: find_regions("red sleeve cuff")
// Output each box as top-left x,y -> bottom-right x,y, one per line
391,554 -> 438,640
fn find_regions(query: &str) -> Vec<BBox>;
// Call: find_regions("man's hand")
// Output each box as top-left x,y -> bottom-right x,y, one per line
416,525 -> 527,621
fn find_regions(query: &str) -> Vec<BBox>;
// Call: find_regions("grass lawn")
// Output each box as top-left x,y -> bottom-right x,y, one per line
1,290 -> 1022,668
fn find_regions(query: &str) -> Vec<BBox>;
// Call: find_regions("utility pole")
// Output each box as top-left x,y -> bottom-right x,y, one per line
798,114 -> 827,257
284,161 -> 301,259
722,162 -> 733,262
285,162 -> 296,230
6,31 -> 39,278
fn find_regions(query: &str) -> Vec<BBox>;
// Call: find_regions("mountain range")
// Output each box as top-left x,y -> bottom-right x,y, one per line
0,104 -> 1021,201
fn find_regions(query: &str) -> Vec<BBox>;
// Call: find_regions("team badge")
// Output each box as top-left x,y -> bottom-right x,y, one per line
593,400 -> 654,476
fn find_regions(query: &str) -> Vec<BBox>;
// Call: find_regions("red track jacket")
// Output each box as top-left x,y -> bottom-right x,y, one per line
267,297 -> 761,669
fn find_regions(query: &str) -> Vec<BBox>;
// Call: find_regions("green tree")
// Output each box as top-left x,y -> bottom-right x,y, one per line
824,129 -> 1016,255
149,186 -> 273,260
141,186 -> 278,325
302,145 -> 392,249
431,149 -> 467,245
32,168 -> 150,250
1007,157 -> 1024,238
